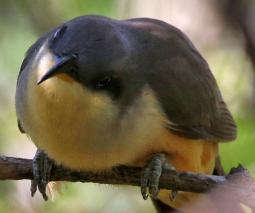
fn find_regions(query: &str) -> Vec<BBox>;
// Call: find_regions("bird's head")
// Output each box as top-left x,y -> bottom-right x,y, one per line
35,17 -> 140,103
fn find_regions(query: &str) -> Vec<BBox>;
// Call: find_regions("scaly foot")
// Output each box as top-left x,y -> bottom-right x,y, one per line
141,153 -> 176,200
31,149 -> 54,201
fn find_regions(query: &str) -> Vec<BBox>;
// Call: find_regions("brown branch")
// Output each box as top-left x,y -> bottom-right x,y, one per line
0,155 -> 242,192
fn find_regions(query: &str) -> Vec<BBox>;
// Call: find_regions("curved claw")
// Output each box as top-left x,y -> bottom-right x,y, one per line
141,167 -> 150,200
140,153 -> 172,200
31,149 -> 54,201
170,190 -> 178,201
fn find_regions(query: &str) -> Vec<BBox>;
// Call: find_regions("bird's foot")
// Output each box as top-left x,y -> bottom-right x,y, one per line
31,149 -> 54,201
141,153 -> 176,200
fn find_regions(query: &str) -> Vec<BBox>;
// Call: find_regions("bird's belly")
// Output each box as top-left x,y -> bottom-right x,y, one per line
24,77 -> 166,171
25,96 -> 136,171
22,77 -> 117,170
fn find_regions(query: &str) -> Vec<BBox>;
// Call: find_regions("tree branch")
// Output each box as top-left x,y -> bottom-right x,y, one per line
0,155 -> 241,192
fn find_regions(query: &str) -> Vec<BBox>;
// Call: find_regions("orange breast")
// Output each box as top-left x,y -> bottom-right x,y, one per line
133,127 -> 219,209
159,129 -> 218,174
158,129 -> 219,208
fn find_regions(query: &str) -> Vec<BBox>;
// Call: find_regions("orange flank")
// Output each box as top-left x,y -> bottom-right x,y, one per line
133,127 -> 218,209
156,129 -> 218,208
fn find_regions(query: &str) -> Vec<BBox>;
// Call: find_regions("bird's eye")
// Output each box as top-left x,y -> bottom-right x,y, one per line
92,75 -> 122,100
95,76 -> 112,89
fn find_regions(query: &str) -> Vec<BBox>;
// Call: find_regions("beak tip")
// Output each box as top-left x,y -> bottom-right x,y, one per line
37,71 -> 52,85
37,78 -> 44,85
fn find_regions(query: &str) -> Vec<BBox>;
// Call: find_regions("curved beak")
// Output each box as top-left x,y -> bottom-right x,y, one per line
37,54 -> 77,85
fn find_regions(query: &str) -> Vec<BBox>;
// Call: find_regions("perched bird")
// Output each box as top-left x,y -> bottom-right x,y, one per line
15,15 -> 237,212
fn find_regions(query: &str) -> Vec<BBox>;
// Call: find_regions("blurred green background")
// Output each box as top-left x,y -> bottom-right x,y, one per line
0,0 -> 254,212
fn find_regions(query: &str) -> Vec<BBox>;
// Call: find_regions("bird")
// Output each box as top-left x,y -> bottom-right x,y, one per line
15,15 -> 237,212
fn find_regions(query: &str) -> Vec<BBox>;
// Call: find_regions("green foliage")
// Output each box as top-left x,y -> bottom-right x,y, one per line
221,115 -> 255,173
61,0 -> 117,18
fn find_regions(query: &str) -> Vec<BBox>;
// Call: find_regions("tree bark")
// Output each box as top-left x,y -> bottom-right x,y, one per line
0,155 -> 246,192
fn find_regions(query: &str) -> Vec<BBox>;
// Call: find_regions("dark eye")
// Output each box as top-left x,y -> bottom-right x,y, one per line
92,75 -> 123,99
95,76 -> 112,89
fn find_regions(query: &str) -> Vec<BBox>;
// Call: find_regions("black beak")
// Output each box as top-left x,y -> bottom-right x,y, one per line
37,54 -> 77,85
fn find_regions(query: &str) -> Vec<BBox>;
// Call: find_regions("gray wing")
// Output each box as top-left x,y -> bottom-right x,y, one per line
148,40 -> 237,142
133,19 -> 238,142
